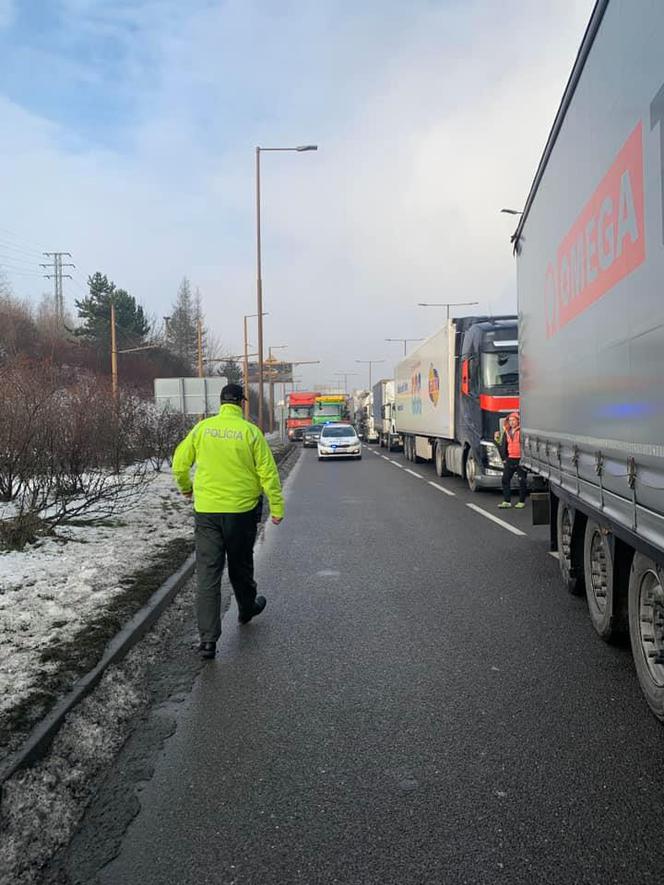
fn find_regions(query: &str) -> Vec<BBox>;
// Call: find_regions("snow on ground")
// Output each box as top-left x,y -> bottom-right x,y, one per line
0,471 -> 194,729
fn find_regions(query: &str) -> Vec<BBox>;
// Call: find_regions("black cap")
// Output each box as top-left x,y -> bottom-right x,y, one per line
220,383 -> 246,403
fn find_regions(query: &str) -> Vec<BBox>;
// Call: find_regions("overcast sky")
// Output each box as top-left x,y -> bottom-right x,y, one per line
0,0 -> 595,389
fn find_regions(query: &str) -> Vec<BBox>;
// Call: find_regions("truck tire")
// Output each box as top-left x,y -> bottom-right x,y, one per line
465,450 -> 480,493
405,436 -> 413,462
556,500 -> 585,596
583,520 -> 626,642
435,441 -> 452,477
628,554 -> 664,721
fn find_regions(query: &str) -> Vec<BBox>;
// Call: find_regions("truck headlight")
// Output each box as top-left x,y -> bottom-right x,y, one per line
482,441 -> 504,469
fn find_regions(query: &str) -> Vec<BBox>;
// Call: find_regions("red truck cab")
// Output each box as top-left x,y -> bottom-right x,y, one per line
286,391 -> 320,441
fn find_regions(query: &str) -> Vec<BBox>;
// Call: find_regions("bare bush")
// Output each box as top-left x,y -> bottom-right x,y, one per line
136,404 -> 187,472
0,362 -> 164,549
0,294 -> 39,363
0,360 -> 62,501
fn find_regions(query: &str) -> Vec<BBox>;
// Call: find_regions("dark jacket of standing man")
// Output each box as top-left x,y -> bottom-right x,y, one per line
172,384 -> 284,659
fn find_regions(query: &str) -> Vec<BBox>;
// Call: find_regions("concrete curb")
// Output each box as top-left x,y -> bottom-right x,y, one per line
0,552 -> 196,796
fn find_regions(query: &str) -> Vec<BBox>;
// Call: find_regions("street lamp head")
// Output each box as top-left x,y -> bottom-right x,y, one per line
296,145 -> 318,152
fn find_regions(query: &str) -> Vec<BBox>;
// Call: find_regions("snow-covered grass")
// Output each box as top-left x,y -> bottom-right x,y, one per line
0,471 -> 194,748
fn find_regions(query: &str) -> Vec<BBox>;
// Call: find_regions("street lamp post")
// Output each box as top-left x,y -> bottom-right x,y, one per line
355,359 -> 385,392
385,337 -> 424,357
255,144 -> 318,432
418,301 -> 479,321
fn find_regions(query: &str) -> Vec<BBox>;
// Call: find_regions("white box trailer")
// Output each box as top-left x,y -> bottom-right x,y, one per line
394,317 -> 520,490
513,0 -> 664,718
394,324 -> 456,442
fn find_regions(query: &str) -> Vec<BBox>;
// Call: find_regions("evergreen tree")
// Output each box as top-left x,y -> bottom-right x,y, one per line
75,272 -> 149,349
218,357 -> 242,385
165,277 -> 198,372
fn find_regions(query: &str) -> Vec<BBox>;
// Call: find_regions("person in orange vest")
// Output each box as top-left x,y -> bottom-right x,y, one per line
494,411 -> 527,509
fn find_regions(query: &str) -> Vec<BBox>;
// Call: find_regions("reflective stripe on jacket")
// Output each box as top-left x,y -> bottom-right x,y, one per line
172,403 -> 285,517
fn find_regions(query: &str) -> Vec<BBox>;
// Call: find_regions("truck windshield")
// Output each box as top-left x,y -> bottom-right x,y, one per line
316,405 -> 342,416
482,351 -> 519,388
289,407 -> 311,418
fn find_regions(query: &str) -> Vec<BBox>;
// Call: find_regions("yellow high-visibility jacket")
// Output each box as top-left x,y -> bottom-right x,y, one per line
172,404 -> 285,517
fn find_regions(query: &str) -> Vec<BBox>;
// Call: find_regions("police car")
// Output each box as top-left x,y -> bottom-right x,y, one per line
317,423 -> 362,460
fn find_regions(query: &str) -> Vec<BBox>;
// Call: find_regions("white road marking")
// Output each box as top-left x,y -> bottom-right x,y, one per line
381,455 -> 390,461
389,460 -> 404,469
549,551 -> 560,559
404,469 -> 423,479
428,481 -> 455,497
466,503 -> 526,537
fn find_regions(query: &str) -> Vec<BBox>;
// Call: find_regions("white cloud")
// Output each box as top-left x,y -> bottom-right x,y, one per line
0,0 -> 596,385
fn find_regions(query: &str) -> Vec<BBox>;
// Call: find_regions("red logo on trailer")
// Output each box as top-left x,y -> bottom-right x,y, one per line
545,122 -> 645,338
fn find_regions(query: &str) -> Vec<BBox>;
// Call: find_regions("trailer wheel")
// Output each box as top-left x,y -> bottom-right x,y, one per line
465,451 -> 480,493
556,501 -> 585,596
583,521 -> 626,642
628,554 -> 664,721
434,442 -> 452,477
405,436 -> 413,461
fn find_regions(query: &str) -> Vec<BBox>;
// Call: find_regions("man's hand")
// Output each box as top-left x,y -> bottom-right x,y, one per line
271,516 -> 283,525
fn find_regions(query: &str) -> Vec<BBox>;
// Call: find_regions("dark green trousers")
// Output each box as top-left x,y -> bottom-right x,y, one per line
194,510 -> 258,642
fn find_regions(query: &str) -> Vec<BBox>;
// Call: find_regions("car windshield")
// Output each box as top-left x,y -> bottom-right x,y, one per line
321,426 -> 356,438
304,426 -> 320,434
481,351 -> 519,389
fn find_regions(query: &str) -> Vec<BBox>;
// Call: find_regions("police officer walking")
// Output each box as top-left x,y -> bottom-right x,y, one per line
172,383 -> 285,659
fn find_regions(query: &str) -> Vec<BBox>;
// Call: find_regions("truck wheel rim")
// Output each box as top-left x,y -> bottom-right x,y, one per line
467,455 -> 476,485
589,531 -> 608,615
638,569 -> 664,687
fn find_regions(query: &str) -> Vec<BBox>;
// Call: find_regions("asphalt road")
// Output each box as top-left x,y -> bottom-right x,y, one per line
82,445 -> 664,884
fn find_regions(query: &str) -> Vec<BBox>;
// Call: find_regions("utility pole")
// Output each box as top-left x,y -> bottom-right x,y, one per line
243,312 -> 268,419
197,318 -> 204,379
266,345 -> 288,433
111,303 -> 119,401
334,371 -> 358,394
110,302 -> 158,401
355,359 -> 385,392
41,252 -> 75,324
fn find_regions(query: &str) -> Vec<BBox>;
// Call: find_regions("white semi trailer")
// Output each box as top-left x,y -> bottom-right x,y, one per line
514,0 -> 664,719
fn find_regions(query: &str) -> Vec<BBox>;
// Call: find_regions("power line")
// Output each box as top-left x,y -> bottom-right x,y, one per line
0,225 -> 48,254
0,239 -> 43,261
0,256 -> 43,274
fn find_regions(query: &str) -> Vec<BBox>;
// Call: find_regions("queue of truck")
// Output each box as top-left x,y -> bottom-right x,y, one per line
285,2 -> 664,721
286,392 -> 351,440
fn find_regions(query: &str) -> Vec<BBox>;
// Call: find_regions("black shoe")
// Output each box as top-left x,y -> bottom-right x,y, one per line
199,641 -> 216,659
238,595 -> 267,625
